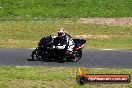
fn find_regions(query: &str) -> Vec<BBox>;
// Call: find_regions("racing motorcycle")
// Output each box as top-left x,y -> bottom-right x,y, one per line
31,35 -> 86,62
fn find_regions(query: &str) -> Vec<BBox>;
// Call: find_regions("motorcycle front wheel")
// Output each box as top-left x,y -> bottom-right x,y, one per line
31,48 -> 42,61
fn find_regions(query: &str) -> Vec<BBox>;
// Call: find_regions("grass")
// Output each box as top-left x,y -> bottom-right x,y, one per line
0,0 -> 132,20
88,38 -> 132,49
0,21 -> 132,49
0,66 -> 131,88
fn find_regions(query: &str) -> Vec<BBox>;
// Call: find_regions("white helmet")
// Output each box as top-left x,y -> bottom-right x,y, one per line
58,28 -> 65,37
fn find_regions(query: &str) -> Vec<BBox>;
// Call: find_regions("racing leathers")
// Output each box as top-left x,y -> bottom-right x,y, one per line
53,33 -> 75,54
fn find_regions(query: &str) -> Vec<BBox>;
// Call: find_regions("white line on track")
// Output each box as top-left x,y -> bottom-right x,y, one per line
98,49 -> 117,50
16,66 -> 32,68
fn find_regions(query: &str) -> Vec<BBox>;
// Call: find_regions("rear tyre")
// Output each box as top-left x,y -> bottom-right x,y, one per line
68,50 -> 82,62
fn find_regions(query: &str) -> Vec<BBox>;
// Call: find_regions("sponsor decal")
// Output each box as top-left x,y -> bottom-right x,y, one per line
76,67 -> 131,85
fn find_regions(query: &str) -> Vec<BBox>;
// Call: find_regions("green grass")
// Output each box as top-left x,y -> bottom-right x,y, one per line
0,0 -> 132,20
0,66 -> 132,88
0,21 -> 132,49
88,38 -> 132,49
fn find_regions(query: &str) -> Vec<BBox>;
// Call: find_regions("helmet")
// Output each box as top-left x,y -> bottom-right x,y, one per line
58,28 -> 65,37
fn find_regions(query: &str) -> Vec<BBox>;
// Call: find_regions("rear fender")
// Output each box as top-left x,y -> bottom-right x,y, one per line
74,44 -> 84,51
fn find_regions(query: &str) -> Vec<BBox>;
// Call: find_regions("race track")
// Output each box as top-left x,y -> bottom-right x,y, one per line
0,48 -> 132,68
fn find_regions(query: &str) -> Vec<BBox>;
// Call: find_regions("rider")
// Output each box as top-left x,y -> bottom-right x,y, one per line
53,27 -> 75,55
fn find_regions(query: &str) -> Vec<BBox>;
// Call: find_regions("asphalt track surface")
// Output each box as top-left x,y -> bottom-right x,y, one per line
0,48 -> 132,68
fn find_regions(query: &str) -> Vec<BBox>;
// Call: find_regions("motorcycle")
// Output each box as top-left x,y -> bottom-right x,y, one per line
31,35 -> 86,62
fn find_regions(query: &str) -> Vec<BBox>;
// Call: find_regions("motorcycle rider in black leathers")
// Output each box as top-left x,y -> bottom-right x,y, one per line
52,28 -> 75,55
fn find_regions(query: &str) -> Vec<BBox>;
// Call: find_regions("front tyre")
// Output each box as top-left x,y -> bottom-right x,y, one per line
31,48 -> 41,61
68,50 -> 82,62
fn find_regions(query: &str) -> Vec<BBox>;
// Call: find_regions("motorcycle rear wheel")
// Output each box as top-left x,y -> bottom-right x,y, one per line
68,50 -> 82,62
